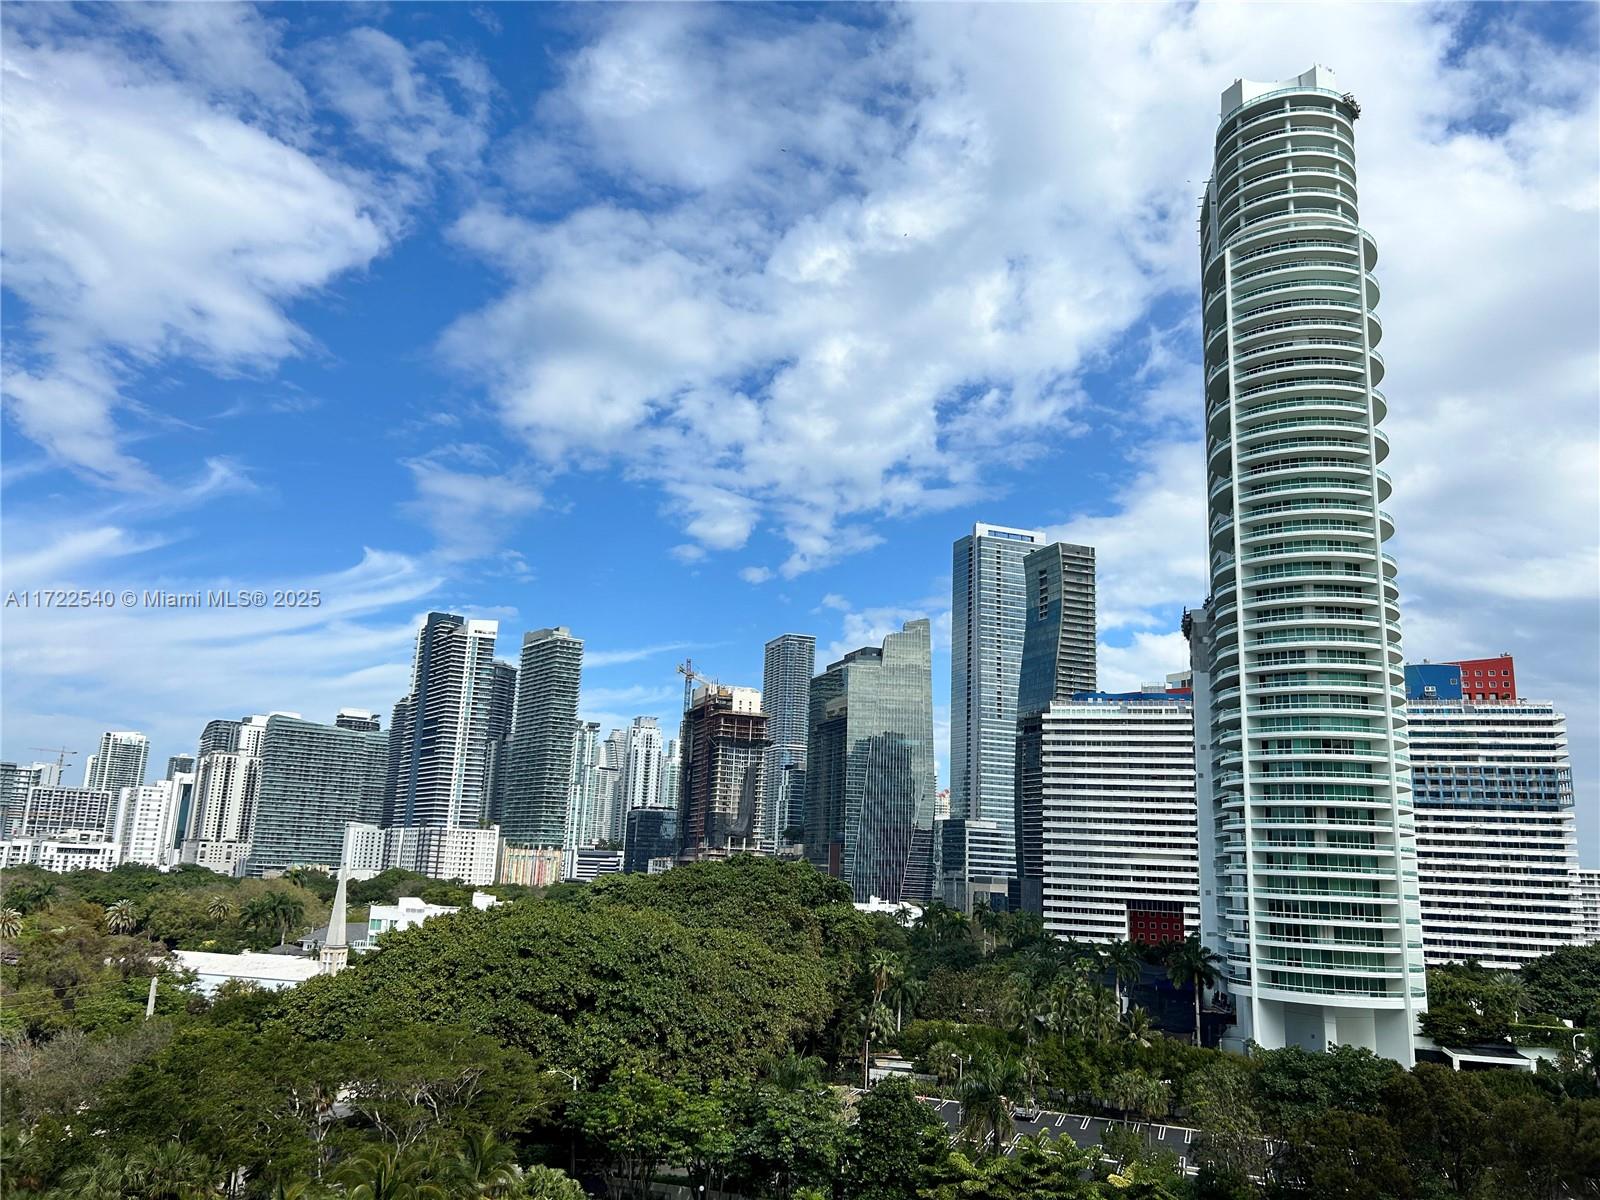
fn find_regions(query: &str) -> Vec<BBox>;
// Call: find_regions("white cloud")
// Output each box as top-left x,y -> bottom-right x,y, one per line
739,566 -> 774,585
0,18 -> 387,487
402,447 -> 544,562
1098,632 -> 1193,695
585,641 -> 694,668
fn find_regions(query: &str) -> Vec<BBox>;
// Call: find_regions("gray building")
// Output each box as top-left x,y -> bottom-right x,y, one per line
386,612 -> 501,829
334,710 -> 380,733
807,619 -> 937,903
762,633 -> 815,850
165,754 -> 196,778
1016,543 -> 1097,716
623,806 -> 678,874
951,523 -> 1043,880
503,627 -> 583,847
485,661 -> 518,823
21,786 -> 116,839
197,719 -> 242,758
247,714 -> 389,876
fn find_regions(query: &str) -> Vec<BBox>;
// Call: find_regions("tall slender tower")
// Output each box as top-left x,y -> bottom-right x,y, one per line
951,522 -> 1043,873
503,627 -> 583,848
762,633 -> 816,849
84,732 -> 150,794
1194,66 -> 1425,1063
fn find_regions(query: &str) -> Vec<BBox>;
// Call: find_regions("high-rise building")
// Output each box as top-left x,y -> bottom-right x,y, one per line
806,619 -> 937,902
197,719 -> 242,758
165,753 -> 196,778
952,522 -> 1043,878
1192,67 -> 1425,1064
934,817 -> 1014,912
334,709 -> 381,733
248,714 -> 389,877
601,727 -> 630,842
183,721 -> 265,877
485,662 -> 517,823
84,731 -> 149,795
0,762 -> 58,838
660,738 -> 681,817
762,633 -> 816,850
565,720 -> 602,848
387,613 -> 500,829
618,717 -> 665,823
1019,693 -> 1198,945
1016,543 -> 1097,716
20,787 -> 115,839
1449,654 -> 1517,703
1405,690 -> 1581,968
503,628 -> 582,847
114,781 -> 182,867
623,806 -> 679,874
1579,870 -> 1600,945
677,685 -> 769,855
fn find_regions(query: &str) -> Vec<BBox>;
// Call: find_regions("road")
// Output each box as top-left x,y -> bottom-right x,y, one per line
920,1096 -> 1202,1174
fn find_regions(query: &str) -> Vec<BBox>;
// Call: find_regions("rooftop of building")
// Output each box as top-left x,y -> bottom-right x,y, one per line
172,950 -> 325,984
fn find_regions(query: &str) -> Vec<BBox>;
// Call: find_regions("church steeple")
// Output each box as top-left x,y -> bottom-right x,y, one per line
319,868 -> 350,975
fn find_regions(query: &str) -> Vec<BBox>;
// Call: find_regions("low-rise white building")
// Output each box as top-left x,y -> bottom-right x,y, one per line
173,950 -> 326,997
565,847 -> 623,882
363,891 -> 499,948
1,834 -> 122,873
340,822 -> 501,886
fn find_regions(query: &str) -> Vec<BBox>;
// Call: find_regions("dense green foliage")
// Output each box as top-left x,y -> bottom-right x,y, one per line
2,859 -> 1597,1200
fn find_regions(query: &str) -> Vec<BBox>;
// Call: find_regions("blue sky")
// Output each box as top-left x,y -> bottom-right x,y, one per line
2,3 -> 1597,864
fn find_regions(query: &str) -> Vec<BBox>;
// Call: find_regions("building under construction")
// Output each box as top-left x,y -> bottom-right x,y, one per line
676,683 -> 770,857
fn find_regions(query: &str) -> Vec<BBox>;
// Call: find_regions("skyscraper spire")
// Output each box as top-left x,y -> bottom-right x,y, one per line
320,868 -> 350,975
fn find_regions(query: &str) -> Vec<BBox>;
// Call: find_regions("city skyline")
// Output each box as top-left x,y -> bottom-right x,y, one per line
1,5 -> 1596,870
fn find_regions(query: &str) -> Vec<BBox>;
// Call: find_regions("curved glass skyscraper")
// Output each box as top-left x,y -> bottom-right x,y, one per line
1193,66 -> 1426,1063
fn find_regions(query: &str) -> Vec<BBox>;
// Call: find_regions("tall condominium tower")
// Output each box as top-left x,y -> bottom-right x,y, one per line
485,661 -> 518,823
1192,66 -> 1425,1063
84,731 -> 149,794
762,633 -> 816,848
952,523 -> 1043,875
503,628 -> 583,847
677,685 -> 770,855
1018,693 -> 1198,945
1404,681 -> 1581,968
807,619 -> 937,903
113,781 -> 183,867
1016,543 -> 1097,716
619,717 -> 665,816
565,720 -> 602,848
248,713 -> 389,877
387,613 -> 500,829
182,713 -> 276,876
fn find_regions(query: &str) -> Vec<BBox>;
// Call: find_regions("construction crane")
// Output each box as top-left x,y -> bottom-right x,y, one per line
29,746 -> 79,777
675,659 -> 722,713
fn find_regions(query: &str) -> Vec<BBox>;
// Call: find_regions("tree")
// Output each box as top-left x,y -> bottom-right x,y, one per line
1186,1057 -> 1266,1195
333,1142 -> 449,1200
569,1063 -> 722,1200
1120,1006 -> 1155,1050
886,972 -> 923,1033
841,1078 -> 952,1200
205,894 -> 234,924
725,1076 -> 845,1200
104,898 -> 138,934
453,1128 -> 523,1197
924,1040 -> 965,1085
1518,942 -> 1600,1025
0,905 -> 21,938
1104,939 -> 1142,1013
1251,1043 -> 1400,1132
514,1165 -> 586,1200
1164,935 -> 1222,1045
859,1001 -> 896,1089
957,1054 -> 1019,1153
1272,1110 -> 1414,1199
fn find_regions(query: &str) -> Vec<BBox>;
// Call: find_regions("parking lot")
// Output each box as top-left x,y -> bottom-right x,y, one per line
921,1097 -> 1201,1175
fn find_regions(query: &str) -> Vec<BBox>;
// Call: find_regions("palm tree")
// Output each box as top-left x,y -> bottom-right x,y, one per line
973,905 -> 1002,956
243,891 -> 307,947
0,907 -> 21,939
768,1051 -> 824,1091
240,896 -> 277,944
1120,1006 -> 1155,1050
858,1001 -> 896,1089
925,1039 -> 965,1085
1165,934 -> 1223,1046
957,1055 -> 1019,1153
866,950 -> 901,1005
886,972 -> 922,1032
335,1143 -> 448,1200
1104,939 -> 1142,1013
104,899 -> 137,935
206,894 -> 234,923
454,1128 -> 522,1197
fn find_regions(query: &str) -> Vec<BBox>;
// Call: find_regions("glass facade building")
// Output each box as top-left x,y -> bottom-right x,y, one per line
807,619 -> 937,903
1192,66 -> 1425,1064
951,524 -> 1042,878
1016,543 -> 1098,717
762,633 -> 816,850
503,627 -> 583,847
